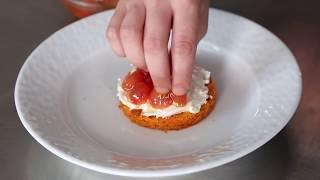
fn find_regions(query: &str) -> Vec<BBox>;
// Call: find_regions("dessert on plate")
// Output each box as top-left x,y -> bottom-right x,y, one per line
117,66 -> 217,131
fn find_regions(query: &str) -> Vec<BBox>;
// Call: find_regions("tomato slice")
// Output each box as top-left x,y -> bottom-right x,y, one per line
148,90 -> 173,109
170,93 -> 187,107
122,69 -> 149,92
127,82 -> 153,105
122,69 -> 153,105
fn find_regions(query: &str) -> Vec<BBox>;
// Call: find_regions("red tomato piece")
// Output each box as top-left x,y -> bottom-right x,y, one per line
170,93 -> 187,107
127,82 -> 153,105
122,69 -> 149,92
148,90 -> 173,109
144,75 -> 153,88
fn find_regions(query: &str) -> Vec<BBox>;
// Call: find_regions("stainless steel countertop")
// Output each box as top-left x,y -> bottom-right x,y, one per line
1,0 -> 320,179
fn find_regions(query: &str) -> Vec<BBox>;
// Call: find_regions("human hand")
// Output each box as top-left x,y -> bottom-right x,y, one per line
107,0 -> 209,95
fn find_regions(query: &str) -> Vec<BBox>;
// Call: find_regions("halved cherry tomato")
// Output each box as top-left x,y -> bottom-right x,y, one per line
148,90 -> 173,109
144,74 -> 153,88
127,82 -> 153,105
122,69 -> 149,92
170,93 -> 187,107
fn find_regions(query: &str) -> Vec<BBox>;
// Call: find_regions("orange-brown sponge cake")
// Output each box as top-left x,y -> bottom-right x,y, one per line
119,79 -> 217,131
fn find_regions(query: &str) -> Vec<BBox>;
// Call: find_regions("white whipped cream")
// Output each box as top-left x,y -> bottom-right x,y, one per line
117,66 -> 211,118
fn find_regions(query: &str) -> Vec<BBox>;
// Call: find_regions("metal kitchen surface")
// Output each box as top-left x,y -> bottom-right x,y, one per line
1,0 -> 320,179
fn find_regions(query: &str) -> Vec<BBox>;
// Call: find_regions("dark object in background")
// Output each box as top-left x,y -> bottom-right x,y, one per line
63,0 -> 118,18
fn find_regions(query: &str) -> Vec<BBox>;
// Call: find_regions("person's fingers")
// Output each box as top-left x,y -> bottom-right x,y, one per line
119,3 -> 147,70
171,2 -> 200,95
106,4 -> 126,57
143,2 -> 172,93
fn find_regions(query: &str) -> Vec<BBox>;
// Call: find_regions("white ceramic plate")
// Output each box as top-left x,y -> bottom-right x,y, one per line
15,9 -> 302,177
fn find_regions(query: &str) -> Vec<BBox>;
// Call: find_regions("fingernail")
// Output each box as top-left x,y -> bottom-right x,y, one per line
155,87 -> 170,94
173,87 -> 187,96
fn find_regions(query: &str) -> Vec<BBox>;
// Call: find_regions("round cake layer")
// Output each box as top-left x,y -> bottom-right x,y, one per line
119,79 -> 217,131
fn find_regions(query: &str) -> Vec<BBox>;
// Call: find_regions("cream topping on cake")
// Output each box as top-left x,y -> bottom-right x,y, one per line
117,66 -> 211,118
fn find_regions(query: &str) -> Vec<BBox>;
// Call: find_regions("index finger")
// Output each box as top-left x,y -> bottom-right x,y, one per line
171,6 -> 199,95
143,3 -> 172,94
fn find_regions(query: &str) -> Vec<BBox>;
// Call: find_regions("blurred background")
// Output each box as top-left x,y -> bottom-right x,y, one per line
1,0 -> 319,179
